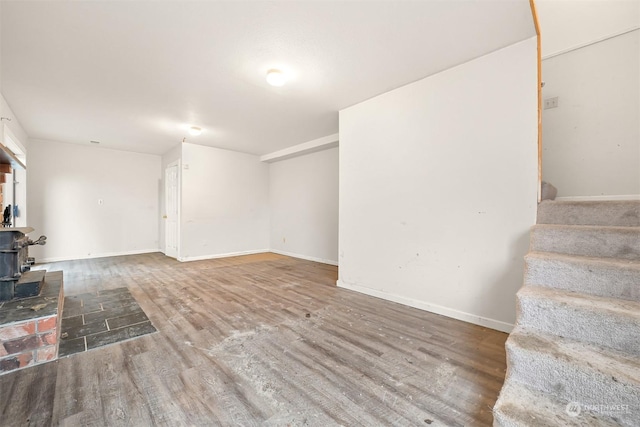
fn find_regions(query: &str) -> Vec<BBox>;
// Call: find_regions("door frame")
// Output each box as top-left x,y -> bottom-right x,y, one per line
164,159 -> 181,259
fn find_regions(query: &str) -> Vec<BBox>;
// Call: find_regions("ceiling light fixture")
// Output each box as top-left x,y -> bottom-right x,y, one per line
189,126 -> 202,136
266,69 -> 286,87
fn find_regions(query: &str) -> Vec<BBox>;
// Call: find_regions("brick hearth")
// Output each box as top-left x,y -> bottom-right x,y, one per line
0,271 -> 64,374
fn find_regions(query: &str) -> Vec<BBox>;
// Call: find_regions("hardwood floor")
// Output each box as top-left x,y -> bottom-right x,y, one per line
0,252 -> 508,426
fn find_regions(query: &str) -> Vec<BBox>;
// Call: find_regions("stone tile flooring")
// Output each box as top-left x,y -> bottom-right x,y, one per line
58,287 -> 156,357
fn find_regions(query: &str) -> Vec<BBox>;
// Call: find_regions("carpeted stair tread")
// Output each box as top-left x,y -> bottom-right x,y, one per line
530,224 -> 640,259
537,200 -> 640,227
517,285 -> 640,355
505,328 -> 640,426
495,200 -> 640,425
525,252 -> 640,302
493,380 -> 620,427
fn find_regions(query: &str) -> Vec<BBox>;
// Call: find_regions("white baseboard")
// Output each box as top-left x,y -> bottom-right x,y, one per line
269,249 -> 338,266
337,280 -> 514,334
39,248 -> 160,263
555,195 -> 640,201
178,249 -> 269,262
37,247 -> 337,265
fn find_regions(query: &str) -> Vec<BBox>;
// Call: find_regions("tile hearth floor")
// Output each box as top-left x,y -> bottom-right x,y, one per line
58,287 -> 156,357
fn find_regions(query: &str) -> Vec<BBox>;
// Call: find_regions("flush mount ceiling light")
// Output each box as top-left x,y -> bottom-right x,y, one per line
189,126 -> 202,136
266,69 -> 286,87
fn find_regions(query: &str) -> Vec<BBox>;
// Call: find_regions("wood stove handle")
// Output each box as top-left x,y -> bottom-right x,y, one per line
28,235 -> 47,246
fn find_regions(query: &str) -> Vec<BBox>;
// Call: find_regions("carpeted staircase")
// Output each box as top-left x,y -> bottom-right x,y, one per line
493,200 -> 640,426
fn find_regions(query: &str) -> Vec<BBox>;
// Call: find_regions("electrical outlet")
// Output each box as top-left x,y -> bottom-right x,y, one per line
544,97 -> 559,109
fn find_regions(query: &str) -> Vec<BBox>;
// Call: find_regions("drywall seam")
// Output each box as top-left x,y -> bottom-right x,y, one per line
543,27 -> 639,60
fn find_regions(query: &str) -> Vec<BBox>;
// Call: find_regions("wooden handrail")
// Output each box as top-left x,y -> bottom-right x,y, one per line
529,0 -> 542,203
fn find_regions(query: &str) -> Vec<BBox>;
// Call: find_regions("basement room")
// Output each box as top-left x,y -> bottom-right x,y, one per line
0,1 -> 638,426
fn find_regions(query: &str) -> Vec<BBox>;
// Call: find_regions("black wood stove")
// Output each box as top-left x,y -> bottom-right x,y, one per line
0,227 -> 47,301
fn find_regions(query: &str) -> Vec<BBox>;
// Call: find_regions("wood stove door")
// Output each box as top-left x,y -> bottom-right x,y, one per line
164,161 -> 179,259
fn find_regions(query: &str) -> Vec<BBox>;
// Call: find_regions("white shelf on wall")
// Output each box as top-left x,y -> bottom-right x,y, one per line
0,142 -> 26,170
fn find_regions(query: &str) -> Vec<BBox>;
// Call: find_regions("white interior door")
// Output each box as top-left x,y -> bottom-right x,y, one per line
164,161 -> 179,258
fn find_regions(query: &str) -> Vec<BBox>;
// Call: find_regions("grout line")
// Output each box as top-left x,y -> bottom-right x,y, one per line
106,319 -> 110,331
111,319 -> 150,331
83,336 -> 87,352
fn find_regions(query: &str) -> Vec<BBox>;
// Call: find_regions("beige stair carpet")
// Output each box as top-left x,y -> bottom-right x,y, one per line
493,200 -> 640,426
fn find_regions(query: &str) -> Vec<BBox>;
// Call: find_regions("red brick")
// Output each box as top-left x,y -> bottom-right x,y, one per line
0,356 -> 20,372
3,335 -> 39,354
0,345 -> 7,357
0,321 -> 36,341
41,330 -> 58,346
37,316 -> 57,332
36,346 -> 57,362
0,351 -> 36,371
17,352 -> 34,368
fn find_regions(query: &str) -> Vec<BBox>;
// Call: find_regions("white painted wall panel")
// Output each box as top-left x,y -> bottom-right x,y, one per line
542,31 -> 639,198
27,139 -> 161,261
180,143 -> 269,260
338,38 -> 538,332
269,147 -> 338,264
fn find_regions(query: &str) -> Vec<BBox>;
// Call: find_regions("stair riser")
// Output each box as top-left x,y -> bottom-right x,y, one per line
493,412 -> 530,427
493,412 -> 515,427
537,201 -> 640,227
505,342 -> 640,426
493,401 -> 609,427
530,227 -> 640,259
524,255 -> 640,302
493,381 -> 620,427
517,294 -> 640,356
493,411 -> 527,427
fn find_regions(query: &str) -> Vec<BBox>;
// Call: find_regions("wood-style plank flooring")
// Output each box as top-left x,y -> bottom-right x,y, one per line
0,252 -> 508,426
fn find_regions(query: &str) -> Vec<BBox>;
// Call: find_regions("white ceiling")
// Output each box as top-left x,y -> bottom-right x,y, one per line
1,1 -> 535,156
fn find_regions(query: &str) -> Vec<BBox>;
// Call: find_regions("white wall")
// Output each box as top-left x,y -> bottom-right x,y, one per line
536,0 -> 640,57
536,1 -> 640,198
269,147 -> 338,265
180,143 -> 269,261
542,30 -> 639,198
1,3 -> 31,227
27,139 -> 161,262
338,38 -> 538,332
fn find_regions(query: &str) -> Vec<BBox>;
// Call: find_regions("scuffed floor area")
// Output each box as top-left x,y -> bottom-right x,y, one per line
0,252 -> 507,426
